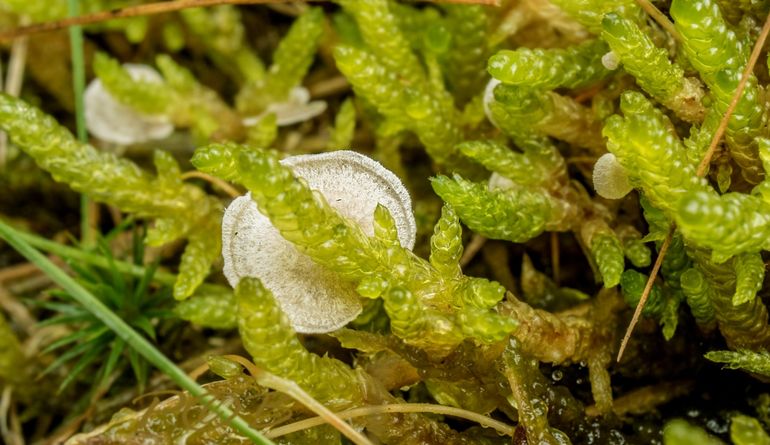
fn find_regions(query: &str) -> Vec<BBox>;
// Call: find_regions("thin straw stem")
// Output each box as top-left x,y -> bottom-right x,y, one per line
0,0 -> 499,42
265,403 -> 515,439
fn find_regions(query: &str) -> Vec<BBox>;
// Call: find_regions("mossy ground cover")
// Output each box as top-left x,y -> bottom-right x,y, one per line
1,1 -> 770,444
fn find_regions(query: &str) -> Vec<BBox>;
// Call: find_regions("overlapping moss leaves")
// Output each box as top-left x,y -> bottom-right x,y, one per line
3,0 -> 770,444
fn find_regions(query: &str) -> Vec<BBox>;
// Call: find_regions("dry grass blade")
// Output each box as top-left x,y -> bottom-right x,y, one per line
634,0 -> 682,42
0,387 -> 21,445
459,234 -> 487,267
551,232 -> 560,284
0,285 -> 36,334
617,10 -> 770,362
436,0 -> 500,3
617,229 -> 672,361
696,10 -> 770,177
0,0 -> 288,42
0,0 -> 500,42
0,22 -> 28,169
265,403 -> 515,439
222,355 -> 374,445
180,171 -> 241,199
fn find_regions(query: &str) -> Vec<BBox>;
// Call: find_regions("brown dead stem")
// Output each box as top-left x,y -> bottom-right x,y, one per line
0,262 -> 39,283
617,229 -> 673,361
459,234 -> 487,267
0,0 -> 499,42
586,380 -> 694,417
551,231 -> 561,285
43,370 -> 121,445
502,289 -> 623,365
266,403 -> 514,439
0,285 -> 35,335
180,171 -> 241,199
223,355 -> 374,445
633,0 -> 682,42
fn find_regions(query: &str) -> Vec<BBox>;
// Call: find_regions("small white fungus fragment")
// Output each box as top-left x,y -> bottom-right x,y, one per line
601,51 -> 620,70
222,150 -> 416,333
242,86 -> 327,127
593,152 -> 633,199
488,172 -> 516,192
482,78 -> 502,128
84,64 -> 174,145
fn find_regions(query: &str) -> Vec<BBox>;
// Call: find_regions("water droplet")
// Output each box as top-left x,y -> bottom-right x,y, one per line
706,418 -> 729,434
551,370 -> 563,381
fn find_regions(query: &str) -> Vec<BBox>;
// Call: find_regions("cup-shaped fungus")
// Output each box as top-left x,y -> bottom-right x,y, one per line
222,150 -> 416,333
593,152 -> 633,199
601,51 -> 620,70
242,86 -> 327,127
84,64 -> 174,145
482,78 -> 502,128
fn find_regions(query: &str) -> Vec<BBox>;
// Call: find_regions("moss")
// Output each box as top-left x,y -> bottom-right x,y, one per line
5,1 -> 770,443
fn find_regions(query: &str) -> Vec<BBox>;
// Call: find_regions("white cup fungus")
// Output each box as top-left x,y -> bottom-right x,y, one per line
84,64 -> 174,145
593,152 -> 633,199
601,51 -> 620,70
483,78 -> 503,128
242,86 -> 327,127
221,150 -> 416,333
488,172 -> 517,192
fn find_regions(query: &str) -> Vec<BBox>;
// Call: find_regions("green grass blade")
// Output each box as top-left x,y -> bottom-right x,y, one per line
93,282 -> 126,309
14,229 -> 230,296
142,309 -> 175,319
128,347 -> 149,392
131,315 -> 157,341
98,337 -> 125,392
14,229 -> 178,286
37,313 -> 94,328
0,219 -> 274,445
95,238 -> 128,298
58,342 -> 105,393
102,216 -> 137,243
67,0 -> 86,143
41,325 -> 108,355
67,0 -> 93,247
34,299 -> 85,314
41,331 -> 110,377
67,260 -> 101,286
134,261 -> 160,304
